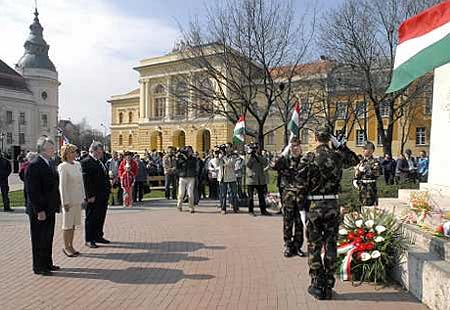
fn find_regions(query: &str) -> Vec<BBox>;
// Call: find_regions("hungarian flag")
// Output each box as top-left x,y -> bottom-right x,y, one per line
232,115 -> 245,144
287,102 -> 300,138
387,1 -> 450,93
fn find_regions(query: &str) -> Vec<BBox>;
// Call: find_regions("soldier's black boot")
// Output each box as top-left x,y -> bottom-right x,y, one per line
308,279 -> 325,300
323,287 -> 333,300
283,244 -> 293,257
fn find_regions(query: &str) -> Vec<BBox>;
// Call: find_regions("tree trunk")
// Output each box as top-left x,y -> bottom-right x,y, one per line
257,122 -> 265,150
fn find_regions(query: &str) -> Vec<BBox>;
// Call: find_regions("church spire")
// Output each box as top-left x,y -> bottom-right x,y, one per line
16,5 -> 56,72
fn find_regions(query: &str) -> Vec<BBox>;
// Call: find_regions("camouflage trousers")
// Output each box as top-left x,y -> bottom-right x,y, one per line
307,200 -> 340,288
282,190 -> 305,249
358,182 -> 378,206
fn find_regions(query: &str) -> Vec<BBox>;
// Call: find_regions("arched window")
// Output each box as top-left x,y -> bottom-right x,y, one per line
128,111 -> 133,123
118,112 -> 123,124
128,134 -> 133,146
118,134 -> 123,146
154,84 -> 166,118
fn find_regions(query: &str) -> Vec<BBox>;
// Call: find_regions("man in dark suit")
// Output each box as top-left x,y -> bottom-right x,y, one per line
81,141 -> 111,248
25,137 -> 61,276
0,152 -> 13,212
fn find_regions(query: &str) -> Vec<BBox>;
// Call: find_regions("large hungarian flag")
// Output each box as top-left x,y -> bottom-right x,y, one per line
387,0 -> 450,93
287,102 -> 300,138
232,115 -> 245,144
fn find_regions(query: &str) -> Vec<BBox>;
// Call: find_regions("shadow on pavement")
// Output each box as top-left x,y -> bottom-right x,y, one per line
335,291 -> 420,302
108,241 -> 226,252
82,251 -> 209,263
54,267 -> 215,284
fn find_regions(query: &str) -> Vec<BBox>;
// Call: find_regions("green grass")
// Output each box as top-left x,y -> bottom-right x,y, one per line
2,171 -> 418,209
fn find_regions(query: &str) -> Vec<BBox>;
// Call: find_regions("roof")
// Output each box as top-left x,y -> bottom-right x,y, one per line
270,59 -> 335,79
0,58 -> 30,92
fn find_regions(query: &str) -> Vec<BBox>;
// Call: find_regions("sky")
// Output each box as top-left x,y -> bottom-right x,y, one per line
0,0 -> 343,132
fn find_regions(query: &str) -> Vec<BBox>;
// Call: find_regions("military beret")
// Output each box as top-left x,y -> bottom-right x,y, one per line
314,123 -> 332,139
362,141 -> 375,151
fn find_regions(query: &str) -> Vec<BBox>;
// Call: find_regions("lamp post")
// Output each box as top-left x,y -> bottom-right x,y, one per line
0,131 -> 5,154
100,123 -> 108,151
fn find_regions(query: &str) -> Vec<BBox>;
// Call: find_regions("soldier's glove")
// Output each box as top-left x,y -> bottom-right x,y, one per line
280,143 -> 291,157
330,135 -> 342,149
358,165 -> 367,172
352,180 -> 359,189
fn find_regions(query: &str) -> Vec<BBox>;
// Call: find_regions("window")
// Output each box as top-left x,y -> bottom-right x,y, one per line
356,129 -> 366,146
6,111 -> 13,124
416,127 -> 426,145
197,79 -> 213,117
300,98 -> 310,116
335,102 -> 347,119
355,101 -> 367,119
174,82 -> 188,118
118,134 -> 123,146
155,98 -> 166,118
118,112 -> 123,124
377,128 -> 386,146
41,114 -> 48,128
128,134 -> 133,146
19,133 -> 25,145
266,132 -> 275,145
19,112 -> 26,125
6,132 -> 12,144
380,102 -> 390,117
301,129 -> 309,144
128,111 -> 133,123
425,96 -> 432,115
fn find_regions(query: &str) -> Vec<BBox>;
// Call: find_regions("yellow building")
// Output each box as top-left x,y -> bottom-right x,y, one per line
109,50 -> 431,158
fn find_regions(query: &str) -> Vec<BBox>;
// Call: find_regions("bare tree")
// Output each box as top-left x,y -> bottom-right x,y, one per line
319,0 -> 437,156
173,0 -> 314,148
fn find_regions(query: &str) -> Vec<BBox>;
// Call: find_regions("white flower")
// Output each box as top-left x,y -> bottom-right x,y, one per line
355,220 -> 363,228
364,220 -> 374,228
339,228 -> 348,235
371,250 -> 381,259
375,225 -> 386,234
374,236 -> 385,243
360,252 -> 371,261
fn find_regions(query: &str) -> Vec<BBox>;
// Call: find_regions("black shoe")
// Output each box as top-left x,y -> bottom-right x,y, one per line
323,287 -> 333,300
283,247 -> 293,257
85,242 -> 98,248
49,265 -> 61,271
3,208 -> 14,212
260,211 -> 272,216
95,238 -> 111,244
295,249 -> 306,257
308,285 -> 325,300
34,270 -> 53,276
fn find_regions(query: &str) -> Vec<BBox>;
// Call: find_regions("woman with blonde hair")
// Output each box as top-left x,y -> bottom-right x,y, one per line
58,144 -> 85,257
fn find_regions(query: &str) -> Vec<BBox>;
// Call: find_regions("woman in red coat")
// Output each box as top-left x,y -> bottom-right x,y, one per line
118,152 -> 137,207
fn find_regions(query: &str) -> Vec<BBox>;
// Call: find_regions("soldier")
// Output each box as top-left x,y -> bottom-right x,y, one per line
303,124 -> 359,300
353,142 -> 381,207
272,137 -> 308,258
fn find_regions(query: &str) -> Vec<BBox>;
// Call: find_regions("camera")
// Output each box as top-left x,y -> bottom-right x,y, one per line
245,143 -> 258,155
176,147 -> 189,160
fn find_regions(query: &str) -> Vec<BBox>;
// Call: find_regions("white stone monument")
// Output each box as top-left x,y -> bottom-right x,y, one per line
420,62 -> 450,207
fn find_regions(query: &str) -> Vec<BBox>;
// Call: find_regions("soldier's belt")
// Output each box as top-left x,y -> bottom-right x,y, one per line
360,180 -> 376,183
307,194 -> 339,200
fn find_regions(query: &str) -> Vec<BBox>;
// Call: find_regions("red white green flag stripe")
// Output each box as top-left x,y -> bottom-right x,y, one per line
387,0 -> 450,93
287,102 -> 300,139
232,115 -> 245,144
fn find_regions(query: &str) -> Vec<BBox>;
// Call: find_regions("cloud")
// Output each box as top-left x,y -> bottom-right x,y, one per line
0,0 -> 179,130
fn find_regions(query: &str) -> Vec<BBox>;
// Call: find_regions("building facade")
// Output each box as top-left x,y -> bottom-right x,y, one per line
0,9 -> 59,156
109,49 -> 431,158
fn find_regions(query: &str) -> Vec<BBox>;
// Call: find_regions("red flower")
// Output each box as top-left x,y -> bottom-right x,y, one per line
357,228 -> 365,236
366,232 -> 375,239
354,237 -> 362,244
436,225 -> 444,234
365,243 -> 375,251
347,232 -> 356,241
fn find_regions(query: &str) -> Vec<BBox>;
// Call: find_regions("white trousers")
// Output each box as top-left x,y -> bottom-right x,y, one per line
177,177 -> 195,209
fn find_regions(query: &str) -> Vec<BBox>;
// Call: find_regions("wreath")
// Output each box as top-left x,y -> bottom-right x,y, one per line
336,208 -> 411,284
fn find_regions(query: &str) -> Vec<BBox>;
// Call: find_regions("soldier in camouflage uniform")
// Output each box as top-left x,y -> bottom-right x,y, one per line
353,142 -> 381,207
303,125 -> 359,300
272,137 -> 308,258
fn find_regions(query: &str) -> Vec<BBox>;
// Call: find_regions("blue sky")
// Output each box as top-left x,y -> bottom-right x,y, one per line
0,0 -> 343,130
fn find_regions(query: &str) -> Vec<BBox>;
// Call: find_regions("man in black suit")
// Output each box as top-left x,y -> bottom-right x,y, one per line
81,141 -> 111,248
0,152 -> 13,212
25,137 -> 61,276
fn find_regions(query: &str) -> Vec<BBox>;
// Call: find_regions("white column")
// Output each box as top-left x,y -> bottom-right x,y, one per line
146,80 -> 152,119
139,79 -> 145,122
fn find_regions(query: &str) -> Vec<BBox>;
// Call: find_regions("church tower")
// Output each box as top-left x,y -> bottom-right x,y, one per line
16,7 -> 60,144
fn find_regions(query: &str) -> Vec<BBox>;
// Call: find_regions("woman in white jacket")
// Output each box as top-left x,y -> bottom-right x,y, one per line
58,144 -> 85,257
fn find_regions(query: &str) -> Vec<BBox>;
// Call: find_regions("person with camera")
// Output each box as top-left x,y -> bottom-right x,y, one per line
245,143 -> 271,216
163,147 -> 177,200
217,144 -> 238,214
271,137 -> 307,257
176,146 -> 198,213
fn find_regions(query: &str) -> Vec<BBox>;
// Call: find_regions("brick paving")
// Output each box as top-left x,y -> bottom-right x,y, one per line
0,200 -> 427,310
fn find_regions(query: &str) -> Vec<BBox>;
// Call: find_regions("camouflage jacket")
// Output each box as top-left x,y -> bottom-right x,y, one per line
354,156 -> 381,181
272,155 -> 308,193
303,144 -> 359,196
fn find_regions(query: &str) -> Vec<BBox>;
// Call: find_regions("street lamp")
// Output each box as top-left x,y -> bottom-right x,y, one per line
0,131 -> 5,154
100,123 -> 108,151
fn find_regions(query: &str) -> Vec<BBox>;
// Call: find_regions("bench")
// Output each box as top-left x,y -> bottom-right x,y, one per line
148,175 -> 165,190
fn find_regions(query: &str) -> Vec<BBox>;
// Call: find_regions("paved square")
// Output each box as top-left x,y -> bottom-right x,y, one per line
0,200 -> 426,310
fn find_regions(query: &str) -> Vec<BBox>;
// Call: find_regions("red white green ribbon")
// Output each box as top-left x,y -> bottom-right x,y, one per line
337,243 -> 356,281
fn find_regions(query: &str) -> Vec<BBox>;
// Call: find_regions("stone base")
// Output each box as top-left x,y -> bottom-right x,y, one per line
420,183 -> 450,210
